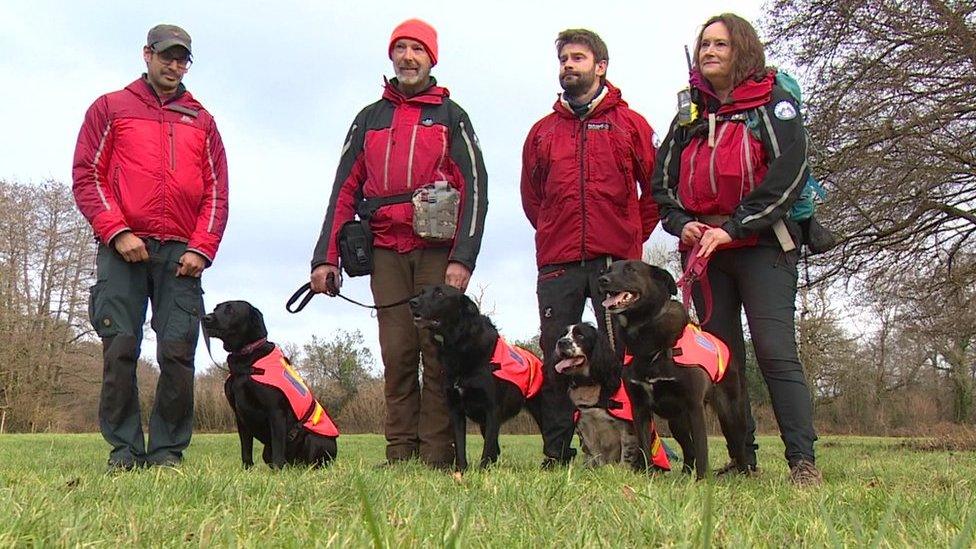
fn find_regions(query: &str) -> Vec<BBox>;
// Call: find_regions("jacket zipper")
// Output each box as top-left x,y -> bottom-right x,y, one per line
168,122 -> 176,171
578,120 -> 587,265
407,124 -> 419,189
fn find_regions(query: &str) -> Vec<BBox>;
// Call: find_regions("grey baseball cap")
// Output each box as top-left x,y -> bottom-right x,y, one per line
147,24 -> 192,54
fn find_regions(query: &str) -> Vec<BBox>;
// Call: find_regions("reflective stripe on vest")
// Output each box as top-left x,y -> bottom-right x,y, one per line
673,324 -> 729,383
250,346 -> 340,437
490,336 -> 544,399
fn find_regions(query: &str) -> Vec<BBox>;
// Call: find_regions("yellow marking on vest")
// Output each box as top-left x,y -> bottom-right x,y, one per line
282,358 -> 309,392
311,403 -> 324,425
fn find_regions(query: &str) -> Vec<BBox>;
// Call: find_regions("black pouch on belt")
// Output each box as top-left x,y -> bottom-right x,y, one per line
338,220 -> 374,277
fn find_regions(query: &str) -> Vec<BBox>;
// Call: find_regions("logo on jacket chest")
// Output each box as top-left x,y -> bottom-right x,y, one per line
586,122 -> 611,131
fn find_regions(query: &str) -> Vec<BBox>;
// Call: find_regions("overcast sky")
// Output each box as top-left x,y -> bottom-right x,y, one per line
0,0 -> 764,371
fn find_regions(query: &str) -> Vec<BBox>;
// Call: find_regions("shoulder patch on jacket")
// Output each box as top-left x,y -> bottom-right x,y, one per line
773,100 -> 797,121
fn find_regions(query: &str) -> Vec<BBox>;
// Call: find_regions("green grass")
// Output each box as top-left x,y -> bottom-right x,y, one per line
0,434 -> 973,547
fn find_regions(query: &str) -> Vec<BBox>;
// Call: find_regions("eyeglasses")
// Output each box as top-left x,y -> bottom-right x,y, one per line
152,46 -> 192,69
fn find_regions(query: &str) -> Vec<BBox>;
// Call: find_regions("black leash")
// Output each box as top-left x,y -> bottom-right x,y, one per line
195,296 -> 227,372
286,282 -> 417,313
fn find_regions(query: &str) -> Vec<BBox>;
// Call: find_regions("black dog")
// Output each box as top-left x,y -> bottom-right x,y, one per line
202,301 -> 338,469
409,284 -> 548,471
599,260 -> 749,479
554,323 -> 644,469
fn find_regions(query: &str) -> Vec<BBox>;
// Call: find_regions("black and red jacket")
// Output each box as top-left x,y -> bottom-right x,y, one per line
521,82 -> 659,268
72,77 -> 229,262
652,71 -> 808,247
312,78 -> 488,271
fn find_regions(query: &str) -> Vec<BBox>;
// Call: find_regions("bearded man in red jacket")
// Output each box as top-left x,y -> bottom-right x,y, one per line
521,29 -> 659,467
72,25 -> 229,471
310,19 -> 487,469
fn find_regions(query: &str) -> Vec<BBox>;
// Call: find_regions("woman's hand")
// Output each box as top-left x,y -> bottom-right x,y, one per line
697,227 -> 732,258
681,221 -> 710,247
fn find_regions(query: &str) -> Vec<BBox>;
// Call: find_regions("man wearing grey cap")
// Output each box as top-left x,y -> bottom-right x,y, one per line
72,24 -> 229,471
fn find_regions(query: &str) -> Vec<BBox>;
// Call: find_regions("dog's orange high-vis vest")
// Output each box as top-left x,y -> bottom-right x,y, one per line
249,346 -> 339,437
490,336 -> 544,400
673,324 -> 730,383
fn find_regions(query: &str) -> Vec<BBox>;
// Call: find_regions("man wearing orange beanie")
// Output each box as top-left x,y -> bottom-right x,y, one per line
310,18 -> 488,469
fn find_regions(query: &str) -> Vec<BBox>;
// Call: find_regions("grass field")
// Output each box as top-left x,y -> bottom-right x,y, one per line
1,433 -> 974,547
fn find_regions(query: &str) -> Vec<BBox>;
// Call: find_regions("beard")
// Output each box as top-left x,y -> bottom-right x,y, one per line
559,68 -> 597,98
396,64 -> 430,87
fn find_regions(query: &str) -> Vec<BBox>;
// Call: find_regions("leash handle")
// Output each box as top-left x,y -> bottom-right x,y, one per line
286,282 -> 316,313
676,243 -> 713,326
287,281 -> 417,312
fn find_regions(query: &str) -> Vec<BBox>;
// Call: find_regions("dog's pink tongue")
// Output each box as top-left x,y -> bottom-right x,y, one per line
602,292 -> 626,309
554,357 -> 585,373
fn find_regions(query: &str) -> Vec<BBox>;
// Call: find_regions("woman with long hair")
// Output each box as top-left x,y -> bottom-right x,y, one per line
651,13 -> 821,485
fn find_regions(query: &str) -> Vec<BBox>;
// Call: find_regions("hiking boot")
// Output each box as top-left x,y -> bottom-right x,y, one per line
789,459 -> 823,486
715,461 -> 758,477
105,459 -> 139,475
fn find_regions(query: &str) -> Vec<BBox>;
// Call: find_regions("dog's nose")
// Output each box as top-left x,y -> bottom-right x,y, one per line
408,297 -> 420,310
597,274 -> 610,289
556,337 -> 573,351
201,313 -> 214,325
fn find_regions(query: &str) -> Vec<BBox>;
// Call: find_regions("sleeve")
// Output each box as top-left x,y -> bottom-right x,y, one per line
721,89 -> 809,240
650,114 -> 696,238
186,117 -> 230,263
630,112 -> 660,241
446,106 -> 489,271
71,95 -> 128,244
520,121 -> 543,229
311,110 -> 369,270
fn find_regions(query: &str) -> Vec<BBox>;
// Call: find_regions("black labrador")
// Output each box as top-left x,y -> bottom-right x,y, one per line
409,284 -> 547,471
598,260 -> 750,479
554,322 -> 643,469
202,300 -> 337,469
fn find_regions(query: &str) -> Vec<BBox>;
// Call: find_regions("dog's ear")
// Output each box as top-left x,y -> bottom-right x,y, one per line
248,305 -> 268,340
588,326 -> 619,380
650,266 -> 678,297
460,293 -> 480,318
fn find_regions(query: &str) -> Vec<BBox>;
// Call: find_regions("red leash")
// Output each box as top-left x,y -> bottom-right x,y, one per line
676,243 -> 713,326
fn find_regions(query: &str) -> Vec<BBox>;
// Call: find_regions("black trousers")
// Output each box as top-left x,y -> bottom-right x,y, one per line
686,245 -> 817,465
89,241 -> 202,466
531,257 -> 620,462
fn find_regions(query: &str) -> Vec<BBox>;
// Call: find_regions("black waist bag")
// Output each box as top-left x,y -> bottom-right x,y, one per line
338,220 -> 373,277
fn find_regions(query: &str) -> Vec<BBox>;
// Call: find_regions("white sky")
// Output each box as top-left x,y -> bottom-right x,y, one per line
0,0 -> 764,372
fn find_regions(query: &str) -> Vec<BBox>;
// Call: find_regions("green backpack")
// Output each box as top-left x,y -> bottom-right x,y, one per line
775,71 -> 826,221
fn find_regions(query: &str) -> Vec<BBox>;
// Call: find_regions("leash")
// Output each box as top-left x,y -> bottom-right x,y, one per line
286,282 -> 417,313
195,295 -> 228,373
675,243 -> 714,326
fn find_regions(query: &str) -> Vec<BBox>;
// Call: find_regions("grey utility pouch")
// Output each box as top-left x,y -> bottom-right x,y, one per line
412,181 -> 460,241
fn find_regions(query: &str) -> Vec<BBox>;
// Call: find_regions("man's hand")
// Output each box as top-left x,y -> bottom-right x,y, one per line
697,228 -> 732,259
112,231 -> 149,263
445,261 -> 471,291
176,251 -> 207,277
680,221 -> 710,247
311,264 -> 342,296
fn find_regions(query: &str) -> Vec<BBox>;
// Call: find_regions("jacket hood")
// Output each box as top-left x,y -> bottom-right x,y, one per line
382,76 -> 449,105
690,69 -> 775,114
552,80 -> 626,119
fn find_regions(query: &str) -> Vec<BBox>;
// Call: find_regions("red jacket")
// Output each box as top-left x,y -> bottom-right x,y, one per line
72,78 -> 229,262
652,71 -> 809,246
521,82 -> 659,268
312,78 -> 488,271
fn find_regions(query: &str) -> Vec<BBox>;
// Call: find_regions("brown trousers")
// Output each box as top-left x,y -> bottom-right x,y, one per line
370,247 -> 453,465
